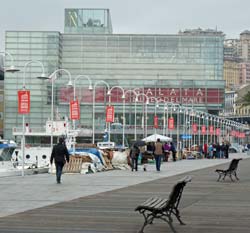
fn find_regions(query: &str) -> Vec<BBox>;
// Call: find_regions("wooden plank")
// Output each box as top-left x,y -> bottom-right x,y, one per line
0,159 -> 250,232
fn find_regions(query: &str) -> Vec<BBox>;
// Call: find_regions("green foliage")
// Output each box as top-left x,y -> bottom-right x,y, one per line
239,91 -> 250,107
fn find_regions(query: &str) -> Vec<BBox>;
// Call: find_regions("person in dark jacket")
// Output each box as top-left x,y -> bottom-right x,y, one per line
50,137 -> 70,184
170,142 -> 177,162
129,144 -> 140,171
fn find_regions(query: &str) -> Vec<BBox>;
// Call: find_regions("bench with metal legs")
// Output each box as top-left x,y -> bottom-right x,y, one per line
215,158 -> 242,182
135,176 -> 192,233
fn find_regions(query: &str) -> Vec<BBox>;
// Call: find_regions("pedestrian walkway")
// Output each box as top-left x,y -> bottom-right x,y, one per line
0,153 -> 249,232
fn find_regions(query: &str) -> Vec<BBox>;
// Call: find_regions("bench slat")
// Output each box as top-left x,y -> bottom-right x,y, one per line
153,198 -> 168,210
136,197 -> 168,211
141,196 -> 159,206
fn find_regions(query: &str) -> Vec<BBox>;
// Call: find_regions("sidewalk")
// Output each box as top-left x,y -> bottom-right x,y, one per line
0,153 -> 247,219
1,154 -> 249,232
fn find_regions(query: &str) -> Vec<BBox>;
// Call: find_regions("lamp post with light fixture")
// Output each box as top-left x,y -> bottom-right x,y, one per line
40,69 -> 73,152
124,89 -> 138,141
21,60 -> 47,176
72,75 -> 93,154
136,93 -> 149,137
107,86 -> 125,147
0,51 -> 20,73
92,80 -> 110,144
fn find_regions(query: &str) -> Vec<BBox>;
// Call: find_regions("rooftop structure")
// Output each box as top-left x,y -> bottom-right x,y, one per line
64,8 -> 112,34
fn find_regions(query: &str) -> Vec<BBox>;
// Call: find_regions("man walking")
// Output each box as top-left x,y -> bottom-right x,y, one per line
170,142 -> 177,162
154,138 -> 164,171
50,137 -> 70,184
129,144 -> 140,171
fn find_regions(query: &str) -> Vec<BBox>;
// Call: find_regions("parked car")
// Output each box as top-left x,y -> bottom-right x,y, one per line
228,146 -> 240,153
229,143 -> 243,153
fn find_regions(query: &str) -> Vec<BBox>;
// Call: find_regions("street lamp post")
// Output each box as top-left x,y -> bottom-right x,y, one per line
164,102 -> 170,137
0,51 -> 20,72
190,109 -> 195,148
107,86 -> 125,147
72,75 -> 93,154
213,116 -> 217,143
46,69 -> 73,152
197,112 -> 201,147
124,89 -> 138,141
173,103 -> 181,155
136,93 -> 149,138
92,80 -> 110,144
21,60 -> 46,176
206,114 -> 209,146
149,97 -> 159,134
188,109 -> 192,149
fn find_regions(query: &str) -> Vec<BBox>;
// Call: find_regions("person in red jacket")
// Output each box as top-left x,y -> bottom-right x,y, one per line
203,143 -> 208,158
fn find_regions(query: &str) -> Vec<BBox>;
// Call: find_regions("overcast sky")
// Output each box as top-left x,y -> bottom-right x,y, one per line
1,0 -> 250,50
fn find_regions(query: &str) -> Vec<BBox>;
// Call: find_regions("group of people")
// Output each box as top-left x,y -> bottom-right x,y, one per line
129,139 -> 176,172
206,142 -> 230,159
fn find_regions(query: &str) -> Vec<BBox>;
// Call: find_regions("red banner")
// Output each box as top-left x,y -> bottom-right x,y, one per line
18,90 -> 30,114
106,106 -> 115,123
154,115 -> 158,128
168,117 -> 174,130
216,128 -> 220,136
230,130 -> 235,136
240,133 -> 246,138
209,125 -> 214,135
201,125 -> 206,134
192,123 -> 198,134
70,100 -> 80,120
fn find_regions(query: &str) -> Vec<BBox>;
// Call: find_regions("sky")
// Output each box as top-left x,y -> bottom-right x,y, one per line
0,0 -> 250,50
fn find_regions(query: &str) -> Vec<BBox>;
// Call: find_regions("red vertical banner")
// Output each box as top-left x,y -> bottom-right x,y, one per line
154,115 -> 158,128
201,125 -> 206,135
18,90 -> 30,114
216,128 -> 220,136
230,130 -> 235,136
106,106 -> 115,123
168,117 -> 174,130
70,100 -> 80,120
209,125 -> 214,135
192,123 -> 198,134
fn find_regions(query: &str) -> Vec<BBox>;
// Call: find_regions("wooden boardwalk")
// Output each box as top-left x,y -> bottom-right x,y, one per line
0,158 -> 250,233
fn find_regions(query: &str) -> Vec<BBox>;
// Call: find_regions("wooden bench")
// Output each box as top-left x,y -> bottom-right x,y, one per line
135,176 -> 192,233
215,158 -> 242,181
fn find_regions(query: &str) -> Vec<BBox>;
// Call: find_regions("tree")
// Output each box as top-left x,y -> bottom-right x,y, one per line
238,91 -> 250,108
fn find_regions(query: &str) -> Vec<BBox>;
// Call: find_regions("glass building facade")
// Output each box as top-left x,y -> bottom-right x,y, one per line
4,9 -> 225,143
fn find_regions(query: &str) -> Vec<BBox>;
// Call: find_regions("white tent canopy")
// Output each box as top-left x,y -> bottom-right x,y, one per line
142,134 -> 172,142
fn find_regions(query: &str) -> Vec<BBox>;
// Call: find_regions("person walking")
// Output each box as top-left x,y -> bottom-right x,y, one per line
224,142 -> 230,159
154,138 -> 164,171
163,142 -> 170,162
170,142 -> 177,162
220,142 -> 225,158
216,142 -> 221,159
129,144 -> 140,171
50,137 -> 70,184
203,143 -> 208,158
139,145 -> 147,171
208,143 -> 213,158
